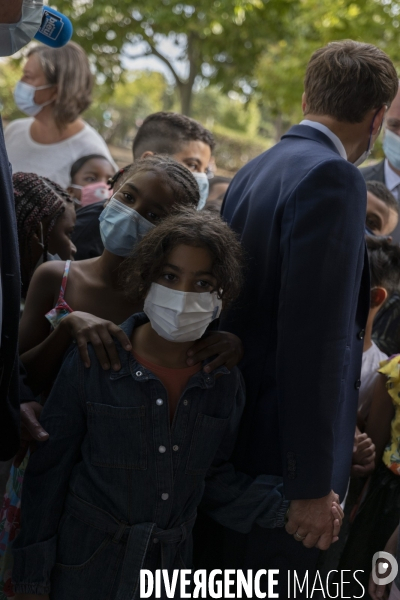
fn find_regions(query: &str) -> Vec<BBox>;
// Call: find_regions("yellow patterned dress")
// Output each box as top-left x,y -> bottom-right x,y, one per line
379,355 -> 400,475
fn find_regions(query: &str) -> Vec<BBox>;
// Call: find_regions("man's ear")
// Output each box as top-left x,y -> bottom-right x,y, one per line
140,151 -> 155,159
302,92 -> 307,114
371,286 -> 388,309
371,105 -> 387,136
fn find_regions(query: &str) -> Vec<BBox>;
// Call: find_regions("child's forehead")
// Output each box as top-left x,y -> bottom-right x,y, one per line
78,157 -> 112,173
163,244 -> 215,269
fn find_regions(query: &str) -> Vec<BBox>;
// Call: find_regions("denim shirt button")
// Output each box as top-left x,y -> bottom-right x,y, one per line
183,399 -> 188,406
161,493 -> 169,500
156,398 -> 163,406
136,371 -> 143,377
153,538 -> 159,544
173,445 -> 179,452
158,446 -> 166,453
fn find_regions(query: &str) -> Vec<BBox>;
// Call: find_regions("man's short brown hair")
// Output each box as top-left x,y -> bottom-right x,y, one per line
304,40 -> 398,123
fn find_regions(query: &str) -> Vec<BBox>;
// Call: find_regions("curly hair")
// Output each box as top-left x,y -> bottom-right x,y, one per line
132,112 -> 215,158
121,207 -> 244,308
109,155 -> 200,209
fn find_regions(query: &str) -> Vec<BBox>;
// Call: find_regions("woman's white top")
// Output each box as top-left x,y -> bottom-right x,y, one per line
4,118 -> 118,189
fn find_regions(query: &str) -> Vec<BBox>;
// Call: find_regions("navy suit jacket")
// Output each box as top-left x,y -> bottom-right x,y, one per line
220,125 -> 370,501
0,117 -> 21,459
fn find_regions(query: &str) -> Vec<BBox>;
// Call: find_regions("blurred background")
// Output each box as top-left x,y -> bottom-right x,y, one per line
2,0 -> 400,173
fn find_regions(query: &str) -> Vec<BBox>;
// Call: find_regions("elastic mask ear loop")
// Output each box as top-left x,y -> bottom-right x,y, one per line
368,106 -> 385,152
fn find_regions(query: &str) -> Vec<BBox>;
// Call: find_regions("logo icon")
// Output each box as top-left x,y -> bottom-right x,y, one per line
372,552 -> 398,586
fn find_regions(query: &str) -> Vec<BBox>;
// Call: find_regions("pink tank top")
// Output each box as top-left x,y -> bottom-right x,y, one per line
45,260 -> 74,329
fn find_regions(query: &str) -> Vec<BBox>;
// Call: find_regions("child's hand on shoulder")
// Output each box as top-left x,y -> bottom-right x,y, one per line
61,311 -> 132,370
186,330 -> 243,372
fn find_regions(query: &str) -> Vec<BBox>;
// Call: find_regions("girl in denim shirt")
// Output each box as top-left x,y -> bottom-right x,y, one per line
12,209 -> 296,600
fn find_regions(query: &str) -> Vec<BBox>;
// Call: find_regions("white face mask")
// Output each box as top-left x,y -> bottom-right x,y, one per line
192,172 -> 210,210
353,108 -> 384,167
14,80 -> 54,117
144,282 -> 222,343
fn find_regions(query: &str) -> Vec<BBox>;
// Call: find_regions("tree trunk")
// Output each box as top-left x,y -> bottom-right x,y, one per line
177,32 -> 199,116
178,83 -> 194,116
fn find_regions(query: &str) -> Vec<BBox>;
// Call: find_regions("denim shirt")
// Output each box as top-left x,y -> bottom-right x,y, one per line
13,313 -> 287,599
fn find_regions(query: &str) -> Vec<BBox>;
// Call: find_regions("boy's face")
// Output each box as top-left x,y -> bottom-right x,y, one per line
366,191 -> 398,236
171,141 -> 212,174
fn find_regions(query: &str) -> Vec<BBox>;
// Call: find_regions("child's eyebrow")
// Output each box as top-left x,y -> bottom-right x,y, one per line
164,263 -> 216,278
164,263 -> 182,272
124,183 -> 139,193
193,270 -> 216,277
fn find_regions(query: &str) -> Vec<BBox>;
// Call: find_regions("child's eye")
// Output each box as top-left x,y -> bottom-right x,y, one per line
147,211 -> 162,223
163,273 -> 177,282
196,280 -> 213,289
123,192 -> 134,202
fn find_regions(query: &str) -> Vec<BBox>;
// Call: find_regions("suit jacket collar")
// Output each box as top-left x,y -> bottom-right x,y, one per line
282,124 -> 341,157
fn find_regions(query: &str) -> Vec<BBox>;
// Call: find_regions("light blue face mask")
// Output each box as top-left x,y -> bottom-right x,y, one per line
192,172 -> 209,210
383,128 -> 400,171
99,198 -> 155,257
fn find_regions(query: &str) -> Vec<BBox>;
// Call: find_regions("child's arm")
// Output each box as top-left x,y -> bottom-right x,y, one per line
365,373 -> 394,463
12,349 -> 87,597
201,371 -> 289,532
19,262 -> 131,394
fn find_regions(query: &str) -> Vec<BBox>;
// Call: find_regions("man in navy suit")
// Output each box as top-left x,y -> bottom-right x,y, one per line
0,1 -> 46,465
217,41 -> 398,593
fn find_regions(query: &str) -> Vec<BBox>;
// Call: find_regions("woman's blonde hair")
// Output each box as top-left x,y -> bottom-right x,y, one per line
28,42 -> 93,130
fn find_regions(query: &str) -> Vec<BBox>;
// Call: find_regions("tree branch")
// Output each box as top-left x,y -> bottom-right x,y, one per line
124,34 -> 184,87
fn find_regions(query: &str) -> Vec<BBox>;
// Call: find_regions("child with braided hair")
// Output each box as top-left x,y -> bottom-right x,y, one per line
13,172 -> 77,299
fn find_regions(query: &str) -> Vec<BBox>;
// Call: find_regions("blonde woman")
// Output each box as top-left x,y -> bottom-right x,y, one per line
5,42 -> 117,188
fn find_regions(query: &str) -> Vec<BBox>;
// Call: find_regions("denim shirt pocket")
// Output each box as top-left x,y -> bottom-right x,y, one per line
185,413 -> 229,473
87,403 -> 147,469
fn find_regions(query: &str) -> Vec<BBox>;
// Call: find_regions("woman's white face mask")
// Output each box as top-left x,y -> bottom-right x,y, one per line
144,283 -> 222,342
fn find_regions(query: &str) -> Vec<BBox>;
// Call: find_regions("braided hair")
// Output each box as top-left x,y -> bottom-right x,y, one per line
108,155 -> 200,209
13,172 -> 73,291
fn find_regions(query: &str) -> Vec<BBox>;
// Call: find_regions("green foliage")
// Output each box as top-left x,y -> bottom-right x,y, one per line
0,60 -> 23,121
84,70 -> 171,144
51,0 -> 299,114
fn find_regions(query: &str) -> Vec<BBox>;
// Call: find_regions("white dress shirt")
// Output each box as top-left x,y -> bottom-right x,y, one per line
300,119 -> 347,160
384,159 -> 400,200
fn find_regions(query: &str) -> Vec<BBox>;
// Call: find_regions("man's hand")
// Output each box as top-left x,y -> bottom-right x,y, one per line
285,490 -> 342,550
351,431 -> 375,477
14,402 -> 49,467
61,311 -> 132,371
186,331 -> 243,372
